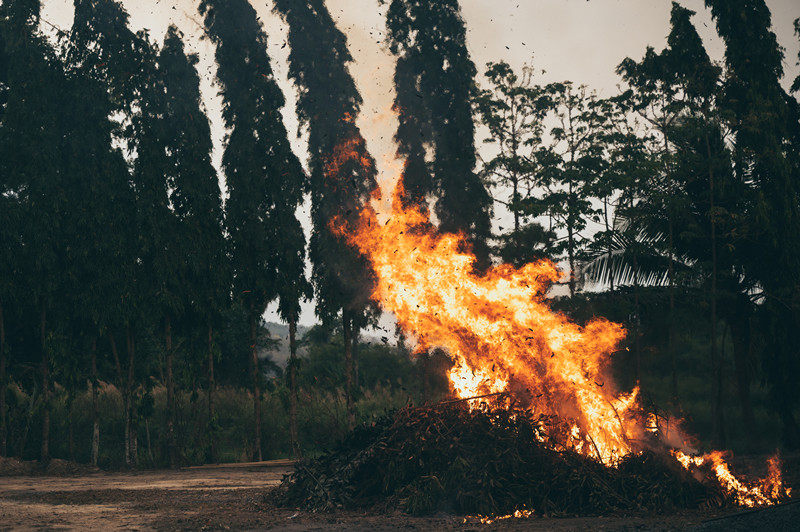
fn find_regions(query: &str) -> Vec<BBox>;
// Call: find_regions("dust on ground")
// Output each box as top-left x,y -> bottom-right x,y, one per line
0,460 -> 775,530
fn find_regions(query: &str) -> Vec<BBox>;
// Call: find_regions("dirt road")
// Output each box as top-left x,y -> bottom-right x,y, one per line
0,461 -> 750,530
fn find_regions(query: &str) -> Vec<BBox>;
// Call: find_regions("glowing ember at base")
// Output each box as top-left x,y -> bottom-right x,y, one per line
463,509 -> 534,525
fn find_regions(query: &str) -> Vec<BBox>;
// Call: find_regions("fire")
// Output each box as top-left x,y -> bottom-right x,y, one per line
331,132 -> 790,507
673,451 -> 791,507
347,184 -> 640,464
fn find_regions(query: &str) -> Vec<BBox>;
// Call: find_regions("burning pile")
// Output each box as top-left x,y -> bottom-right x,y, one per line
280,139 -> 792,515
276,402 -> 721,515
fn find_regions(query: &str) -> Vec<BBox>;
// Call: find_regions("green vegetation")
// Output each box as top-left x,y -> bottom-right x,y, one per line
1,0 -> 799,470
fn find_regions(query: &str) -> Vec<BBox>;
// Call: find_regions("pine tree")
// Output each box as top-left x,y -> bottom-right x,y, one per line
273,0 -> 378,427
383,0 -> 493,266
200,0 -> 306,460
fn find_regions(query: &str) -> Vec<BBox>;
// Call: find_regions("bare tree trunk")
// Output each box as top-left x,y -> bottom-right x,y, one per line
603,198 -> 614,292
0,298 -> 7,457
207,323 -> 215,463
731,313 -> 756,439
68,394 -> 75,462
342,311 -> 355,429
706,133 -> 726,447
109,331 -> 129,467
165,316 -> 176,468
90,337 -> 99,467
249,304 -> 262,462
288,315 -> 299,458
663,128 -> 678,406
567,225 -> 576,297
125,324 -> 137,467
352,326 -> 360,395
39,302 -> 49,463
567,169 -> 576,298
668,219 -> 677,406
512,176 -> 520,234
632,252 -> 641,383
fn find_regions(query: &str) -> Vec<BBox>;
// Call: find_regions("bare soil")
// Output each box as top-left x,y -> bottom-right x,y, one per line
0,460 -> 762,530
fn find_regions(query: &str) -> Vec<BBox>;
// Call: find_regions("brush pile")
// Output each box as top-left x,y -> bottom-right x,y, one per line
275,403 -> 729,516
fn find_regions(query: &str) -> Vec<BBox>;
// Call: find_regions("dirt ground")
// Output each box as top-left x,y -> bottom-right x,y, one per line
0,461 -> 772,531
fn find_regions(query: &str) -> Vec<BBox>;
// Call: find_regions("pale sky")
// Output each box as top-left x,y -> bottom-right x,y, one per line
39,0 -> 800,327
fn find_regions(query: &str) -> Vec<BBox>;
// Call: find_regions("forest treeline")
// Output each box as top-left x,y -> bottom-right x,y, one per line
1,0 -> 800,469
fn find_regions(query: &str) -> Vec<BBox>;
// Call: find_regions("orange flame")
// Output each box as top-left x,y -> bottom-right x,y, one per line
333,141 -> 789,507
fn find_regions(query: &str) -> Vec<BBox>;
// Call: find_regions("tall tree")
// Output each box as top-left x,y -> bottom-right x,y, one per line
200,0 -> 305,460
273,0 -> 378,427
664,1 -> 732,446
157,25 -> 229,463
130,32 -> 184,468
0,0 -> 68,462
0,8 -> 16,456
537,81 -> 605,296
383,0 -> 493,267
60,37 -> 134,469
474,61 -> 555,266
705,0 -> 800,448
68,0 -> 150,467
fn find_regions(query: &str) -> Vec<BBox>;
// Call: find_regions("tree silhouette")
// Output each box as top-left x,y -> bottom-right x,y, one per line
383,0 -> 493,267
273,0 -> 378,427
200,0 -> 305,460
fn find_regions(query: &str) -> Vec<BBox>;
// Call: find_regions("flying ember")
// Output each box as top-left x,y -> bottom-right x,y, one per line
337,161 -> 790,508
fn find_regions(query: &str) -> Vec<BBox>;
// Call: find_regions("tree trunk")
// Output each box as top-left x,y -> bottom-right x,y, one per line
352,325 -> 360,395
249,304 -> 262,462
706,133 -> 726,447
567,225 -> 576,297
342,311 -> 355,429
68,394 -> 75,462
207,323 -> 215,462
165,316 -> 176,468
668,218 -> 677,406
603,197 -> 614,292
632,252 -> 641,383
39,303 -> 49,463
0,298 -> 7,457
109,331 -> 129,467
146,419 -> 153,463
125,324 -> 136,467
90,337 -> 99,467
730,314 -> 756,435
663,126 -> 678,406
288,315 -> 299,458
512,176 -> 520,234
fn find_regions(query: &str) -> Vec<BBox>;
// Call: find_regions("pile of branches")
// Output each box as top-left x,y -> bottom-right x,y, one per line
275,403 -> 728,516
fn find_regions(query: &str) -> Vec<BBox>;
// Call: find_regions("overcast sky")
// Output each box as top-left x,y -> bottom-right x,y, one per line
40,0 -> 800,327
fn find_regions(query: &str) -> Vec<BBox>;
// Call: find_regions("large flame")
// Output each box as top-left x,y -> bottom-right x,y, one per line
330,134 -> 789,506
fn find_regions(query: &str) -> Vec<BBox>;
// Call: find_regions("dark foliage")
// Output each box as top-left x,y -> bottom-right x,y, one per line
383,0 -> 493,267
273,0 -> 376,326
276,403 -> 721,516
